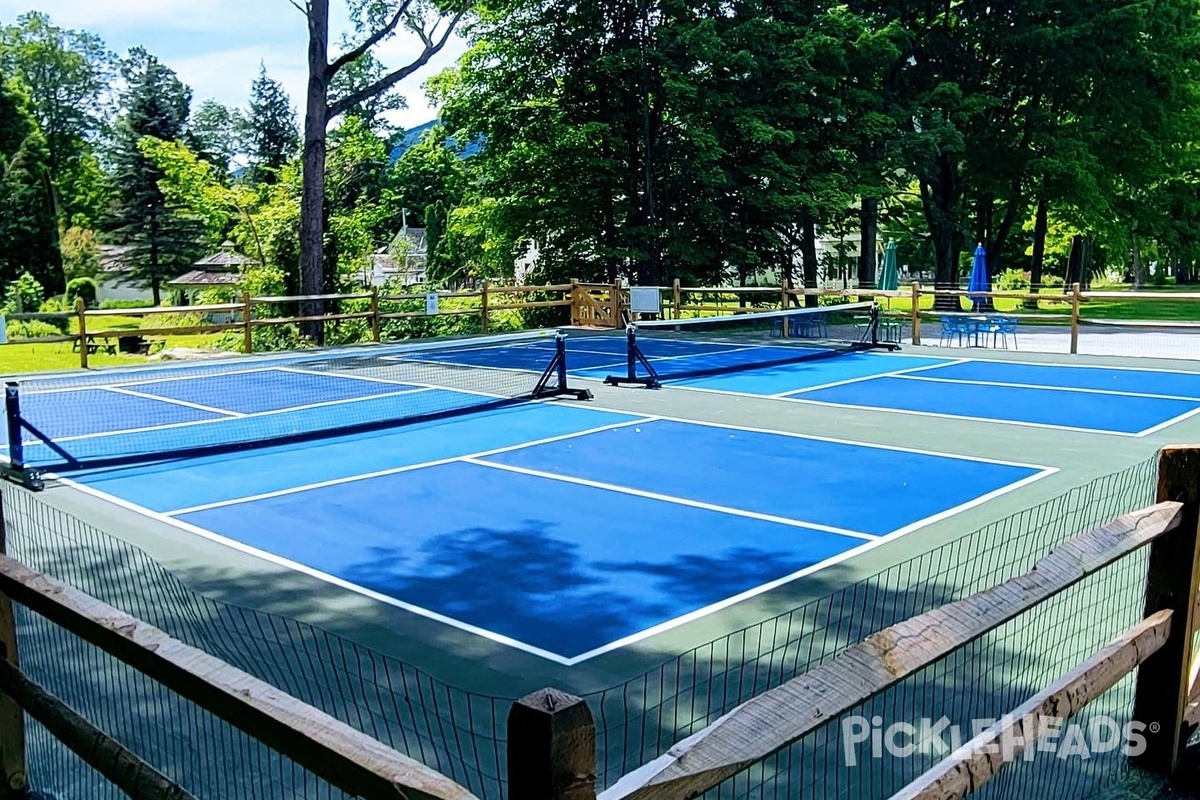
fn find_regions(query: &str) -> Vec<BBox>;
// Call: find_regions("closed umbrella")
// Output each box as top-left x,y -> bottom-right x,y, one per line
967,243 -> 989,311
878,240 -> 900,291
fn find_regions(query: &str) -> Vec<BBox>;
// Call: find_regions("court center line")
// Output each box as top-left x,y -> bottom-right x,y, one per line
462,457 -> 877,541
103,386 -> 247,417
771,395 -> 1148,437
562,462 -> 1057,664
769,358 -> 969,398
577,402 -> 1052,471
161,414 -> 655,516
24,366 -> 278,395
892,372 -> 1200,401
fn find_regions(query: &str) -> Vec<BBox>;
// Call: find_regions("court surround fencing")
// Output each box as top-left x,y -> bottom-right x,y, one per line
0,447 -> 1195,799
6,279 -> 1198,370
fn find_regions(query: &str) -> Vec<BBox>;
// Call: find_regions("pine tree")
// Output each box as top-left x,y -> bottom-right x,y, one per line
107,48 -> 203,304
0,73 -> 58,291
242,65 -> 298,184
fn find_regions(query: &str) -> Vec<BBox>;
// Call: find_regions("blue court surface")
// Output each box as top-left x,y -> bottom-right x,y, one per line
21,360 -> 1053,663
591,338 -> 1200,436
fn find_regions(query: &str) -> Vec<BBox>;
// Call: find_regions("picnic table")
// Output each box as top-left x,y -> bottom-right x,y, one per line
73,333 -> 165,356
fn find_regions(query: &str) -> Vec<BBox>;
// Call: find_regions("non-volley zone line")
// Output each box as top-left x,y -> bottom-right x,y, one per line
67,408 -> 1053,662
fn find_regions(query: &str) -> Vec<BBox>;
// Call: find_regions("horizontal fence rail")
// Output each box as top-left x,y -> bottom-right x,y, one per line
0,546 -> 478,800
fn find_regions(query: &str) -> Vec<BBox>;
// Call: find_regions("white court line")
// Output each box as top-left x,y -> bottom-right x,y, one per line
56,411 -> 1057,666
768,395 -> 1153,437
22,366 -> 280,395
893,373 -> 1200,402
576,404 -> 1053,471
563,464 -> 1056,664
104,386 -> 246,417
54,477 -> 577,665
163,415 -> 654,515
770,358 -> 969,397
22,386 -> 437,449
912,353 -> 1200,376
272,365 -> 435,388
1137,406 -> 1200,438
462,457 -> 876,541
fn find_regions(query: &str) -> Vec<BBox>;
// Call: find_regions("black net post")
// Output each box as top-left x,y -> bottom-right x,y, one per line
603,325 -> 661,389
4,385 -> 22,473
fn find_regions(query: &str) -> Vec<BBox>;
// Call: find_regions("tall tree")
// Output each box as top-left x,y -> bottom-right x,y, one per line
0,12 -> 115,223
296,0 -> 466,340
242,65 -> 298,184
0,75 -> 58,290
107,49 -> 202,304
188,99 -> 240,172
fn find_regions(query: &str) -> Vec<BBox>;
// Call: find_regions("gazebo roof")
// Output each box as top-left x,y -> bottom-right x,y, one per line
192,241 -> 257,271
168,270 -> 243,287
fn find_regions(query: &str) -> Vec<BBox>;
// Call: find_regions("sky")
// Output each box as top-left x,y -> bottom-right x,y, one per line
0,0 -> 468,132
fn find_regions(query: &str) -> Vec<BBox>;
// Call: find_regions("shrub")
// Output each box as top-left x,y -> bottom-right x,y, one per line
99,298 -> 157,310
33,296 -> 70,333
995,269 -> 1029,291
4,272 -> 44,314
6,319 -> 66,340
65,277 -> 98,308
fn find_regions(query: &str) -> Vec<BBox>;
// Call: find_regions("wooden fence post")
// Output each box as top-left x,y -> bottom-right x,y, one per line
480,281 -> 490,334
370,287 -> 381,343
0,492 -> 26,798
780,278 -> 789,311
242,292 -> 253,354
1132,445 -> 1200,775
910,281 -> 921,345
1069,282 -> 1082,354
75,298 -> 88,369
672,278 -> 682,319
507,688 -> 595,800
609,280 -> 622,328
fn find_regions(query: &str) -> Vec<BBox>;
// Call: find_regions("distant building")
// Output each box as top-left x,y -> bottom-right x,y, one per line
96,244 -> 152,304
366,225 -> 428,286
168,241 -> 252,301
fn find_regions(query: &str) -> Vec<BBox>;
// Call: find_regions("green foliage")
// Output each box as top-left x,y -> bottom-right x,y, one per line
99,298 -> 156,309
60,224 -> 100,279
994,269 -> 1030,292
187,99 -> 239,172
106,49 -> 203,304
241,65 -> 297,185
65,276 -> 96,307
6,318 -> 63,339
4,271 -> 43,312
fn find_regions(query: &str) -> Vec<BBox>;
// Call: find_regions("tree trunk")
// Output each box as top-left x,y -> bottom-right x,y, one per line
1130,231 -> 1144,289
857,197 -> 877,290
920,154 -> 962,312
800,216 -> 819,308
1026,194 -> 1048,310
300,0 -> 331,344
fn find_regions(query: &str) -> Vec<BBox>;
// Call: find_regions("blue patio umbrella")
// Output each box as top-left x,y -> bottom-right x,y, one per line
967,243 -> 990,311
878,240 -> 900,291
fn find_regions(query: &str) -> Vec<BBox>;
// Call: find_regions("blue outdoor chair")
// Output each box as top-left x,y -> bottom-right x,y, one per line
938,317 -> 963,347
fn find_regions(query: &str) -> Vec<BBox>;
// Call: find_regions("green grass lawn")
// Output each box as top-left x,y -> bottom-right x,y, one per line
0,333 -> 226,377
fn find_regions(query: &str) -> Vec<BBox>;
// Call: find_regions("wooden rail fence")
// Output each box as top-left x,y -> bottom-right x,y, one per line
2,447 -> 1199,798
1,278 -> 1194,368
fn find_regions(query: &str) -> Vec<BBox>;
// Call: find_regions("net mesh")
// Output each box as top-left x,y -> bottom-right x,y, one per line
599,302 -> 891,385
3,331 -> 578,472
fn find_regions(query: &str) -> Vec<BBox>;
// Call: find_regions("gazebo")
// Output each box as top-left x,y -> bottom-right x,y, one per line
169,241 -> 255,302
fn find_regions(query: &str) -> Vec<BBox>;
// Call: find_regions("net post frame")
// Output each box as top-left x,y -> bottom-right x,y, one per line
1131,445 -> 1200,775
532,331 -> 594,401
2,385 -> 43,491
602,325 -> 662,389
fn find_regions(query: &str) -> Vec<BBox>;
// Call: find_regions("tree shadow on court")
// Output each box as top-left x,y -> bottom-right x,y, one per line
2,459 -> 1167,800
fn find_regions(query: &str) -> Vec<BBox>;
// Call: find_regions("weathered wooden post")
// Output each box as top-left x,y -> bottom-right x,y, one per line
507,688 -> 596,800
1131,445 -> 1200,774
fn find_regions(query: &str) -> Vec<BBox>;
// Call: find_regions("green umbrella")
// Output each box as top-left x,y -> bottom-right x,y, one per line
878,239 -> 900,291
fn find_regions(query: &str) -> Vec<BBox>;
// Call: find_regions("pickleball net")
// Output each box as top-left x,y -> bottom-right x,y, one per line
2,330 -> 592,483
602,301 -> 898,387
